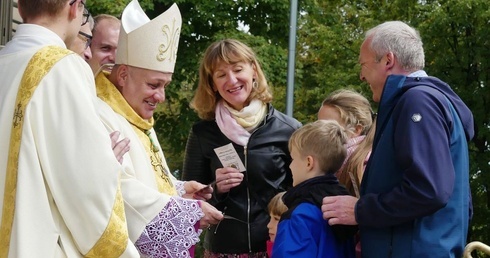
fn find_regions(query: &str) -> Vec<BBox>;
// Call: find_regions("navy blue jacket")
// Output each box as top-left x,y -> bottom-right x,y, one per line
357,75 -> 474,258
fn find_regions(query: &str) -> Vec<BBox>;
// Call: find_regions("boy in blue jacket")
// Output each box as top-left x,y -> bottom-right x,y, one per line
273,120 -> 356,258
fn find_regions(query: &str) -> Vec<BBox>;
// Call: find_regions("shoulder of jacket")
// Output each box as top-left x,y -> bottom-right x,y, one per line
268,106 -> 302,129
402,85 -> 446,104
192,119 -> 216,128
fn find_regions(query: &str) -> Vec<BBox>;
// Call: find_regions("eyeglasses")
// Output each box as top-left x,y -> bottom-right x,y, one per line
69,0 -> 91,26
78,31 -> 92,49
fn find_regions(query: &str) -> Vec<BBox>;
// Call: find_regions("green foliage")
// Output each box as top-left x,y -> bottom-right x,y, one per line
90,0 -> 489,252
419,0 -> 490,249
86,0 -> 154,17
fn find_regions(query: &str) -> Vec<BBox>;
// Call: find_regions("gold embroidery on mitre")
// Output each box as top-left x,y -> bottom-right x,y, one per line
115,1 -> 182,73
1,46 -> 73,258
156,18 -> 180,63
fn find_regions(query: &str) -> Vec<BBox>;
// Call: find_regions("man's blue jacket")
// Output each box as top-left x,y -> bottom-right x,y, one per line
357,75 -> 474,258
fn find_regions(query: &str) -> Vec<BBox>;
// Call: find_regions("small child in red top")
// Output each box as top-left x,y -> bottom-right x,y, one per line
266,192 -> 288,257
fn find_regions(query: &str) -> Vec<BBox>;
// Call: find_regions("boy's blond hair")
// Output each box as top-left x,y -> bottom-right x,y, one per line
289,120 -> 348,174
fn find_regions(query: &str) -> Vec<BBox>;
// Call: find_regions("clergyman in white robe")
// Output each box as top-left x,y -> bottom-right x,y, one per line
0,24 -> 140,257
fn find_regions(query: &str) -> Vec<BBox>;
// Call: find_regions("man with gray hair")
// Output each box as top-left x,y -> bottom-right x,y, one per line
322,21 -> 474,258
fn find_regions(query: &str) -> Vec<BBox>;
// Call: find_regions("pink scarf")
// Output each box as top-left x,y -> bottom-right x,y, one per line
215,100 -> 265,146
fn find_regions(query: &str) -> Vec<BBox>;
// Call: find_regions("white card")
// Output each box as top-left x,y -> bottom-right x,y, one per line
213,143 -> 246,172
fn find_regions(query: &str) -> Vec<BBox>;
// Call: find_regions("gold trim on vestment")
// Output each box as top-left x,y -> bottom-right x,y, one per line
95,72 -> 177,196
0,46 -> 128,258
85,185 -> 128,257
0,45 -> 72,258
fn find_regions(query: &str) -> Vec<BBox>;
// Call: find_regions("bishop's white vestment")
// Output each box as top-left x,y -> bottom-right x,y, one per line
95,72 -> 203,257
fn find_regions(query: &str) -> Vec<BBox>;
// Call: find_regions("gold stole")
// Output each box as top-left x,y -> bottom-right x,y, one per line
95,72 -> 177,196
0,46 -> 128,258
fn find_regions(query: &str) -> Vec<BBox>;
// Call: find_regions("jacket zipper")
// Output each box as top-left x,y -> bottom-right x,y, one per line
389,227 -> 393,257
244,111 -> 268,253
244,145 -> 252,252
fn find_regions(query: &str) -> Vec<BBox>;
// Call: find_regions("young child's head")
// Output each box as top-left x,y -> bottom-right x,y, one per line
288,120 -> 348,186
267,192 -> 287,242
317,89 -> 373,138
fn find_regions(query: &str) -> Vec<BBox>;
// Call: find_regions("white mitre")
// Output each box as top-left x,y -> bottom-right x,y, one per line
115,0 -> 182,73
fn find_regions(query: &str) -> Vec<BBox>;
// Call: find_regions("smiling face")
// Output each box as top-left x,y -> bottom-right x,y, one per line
88,18 -> 120,74
359,38 -> 388,103
117,65 -> 172,120
212,61 -> 256,111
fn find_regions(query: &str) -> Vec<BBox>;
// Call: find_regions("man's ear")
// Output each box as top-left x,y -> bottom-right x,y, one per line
385,52 -> 395,70
68,0 -> 78,21
117,65 -> 129,88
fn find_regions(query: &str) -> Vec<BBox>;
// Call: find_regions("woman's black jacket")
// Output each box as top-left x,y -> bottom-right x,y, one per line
182,105 -> 301,254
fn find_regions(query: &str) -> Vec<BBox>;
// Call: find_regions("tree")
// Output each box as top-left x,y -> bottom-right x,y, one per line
86,0 -> 154,17
418,0 -> 490,251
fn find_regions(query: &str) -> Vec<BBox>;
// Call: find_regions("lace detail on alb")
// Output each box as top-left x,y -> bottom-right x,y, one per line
135,197 -> 204,258
174,180 -> 186,197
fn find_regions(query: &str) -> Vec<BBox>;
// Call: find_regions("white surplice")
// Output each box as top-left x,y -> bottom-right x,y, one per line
95,72 -> 203,257
98,100 -> 174,241
0,24 -> 140,257
94,72 -> 173,241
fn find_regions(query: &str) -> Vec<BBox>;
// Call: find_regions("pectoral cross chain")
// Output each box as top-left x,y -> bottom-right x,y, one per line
150,155 -> 171,185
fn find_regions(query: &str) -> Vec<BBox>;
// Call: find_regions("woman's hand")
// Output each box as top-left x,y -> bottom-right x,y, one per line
110,131 -> 130,164
215,167 -> 244,194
